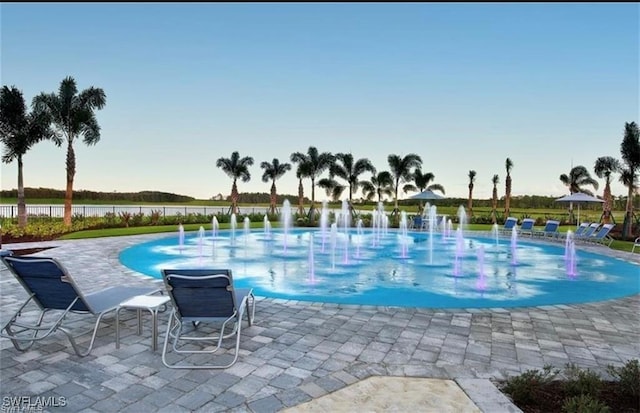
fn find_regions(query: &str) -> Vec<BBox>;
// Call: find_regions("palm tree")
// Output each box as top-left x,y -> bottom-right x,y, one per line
0,86 -> 61,228
467,170 -> 477,216
388,153 -> 422,217
32,76 -> 106,227
290,146 -> 334,221
411,168 -> 445,215
491,174 -> 500,224
360,171 -> 394,203
594,156 -> 621,224
216,151 -> 254,215
504,158 -> 513,217
329,152 -> 376,214
317,177 -> 345,202
559,165 -> 599,224
412,168 -> 446,194
260,158 -> 291,215
619,121 -> 640,238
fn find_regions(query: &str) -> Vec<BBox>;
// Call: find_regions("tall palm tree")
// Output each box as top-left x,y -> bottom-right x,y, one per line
619,121 -> 640,238
360,171 -> 394,203
491,174 -> 500,224
260,158 -> 291,215
216,151 -> 254,215
504,158 -> 513,217
594,156 -> 621,224
559,165 -> 599,223
0,86 -> 61,228
329,152 -> 376,211
388,153 -> 422,217
467,170 -> 477,216
32,76 -> 106,227
290,146 -> 334,221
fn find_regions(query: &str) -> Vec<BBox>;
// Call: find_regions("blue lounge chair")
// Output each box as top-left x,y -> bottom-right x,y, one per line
160,268 -> 255,369
0,255 -> 160,357
558,222 -> 591,241
500,217 -> 518,235
575,223 -> 601,241
584,223 -> 615,247
518,218 -> 536,237
532,220 -> 560,239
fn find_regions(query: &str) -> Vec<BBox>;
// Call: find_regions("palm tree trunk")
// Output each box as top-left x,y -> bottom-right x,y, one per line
309,178 -> 316,221
64,140 -> 76,227
467,184 -> 473,216
602,182 -> 612,224
623,186 -> 634,238
231,180 -> 239,215
270,181 -> 277,215
17,156 -> 27,228
505,176 -> 511,216
492,188 -> 497,224
297,178 -> 305,216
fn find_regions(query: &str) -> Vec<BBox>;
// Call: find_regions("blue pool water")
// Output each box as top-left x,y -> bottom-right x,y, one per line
119,228 -> 639,309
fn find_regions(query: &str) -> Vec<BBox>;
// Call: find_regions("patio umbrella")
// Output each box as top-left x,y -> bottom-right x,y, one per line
409,190 -> 445,200
554,192 -> 604,226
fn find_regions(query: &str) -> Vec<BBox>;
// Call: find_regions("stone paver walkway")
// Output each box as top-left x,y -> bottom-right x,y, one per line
0,234 -> 638,412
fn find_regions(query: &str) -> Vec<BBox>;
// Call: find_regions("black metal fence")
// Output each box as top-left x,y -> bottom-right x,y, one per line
0,204 -> 267,220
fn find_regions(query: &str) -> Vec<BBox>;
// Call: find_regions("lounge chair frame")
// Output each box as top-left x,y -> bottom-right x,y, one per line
161,269 -> 255,369
0,255 -> 160,357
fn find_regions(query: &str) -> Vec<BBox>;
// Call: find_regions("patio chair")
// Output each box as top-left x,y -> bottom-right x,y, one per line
0,255 -> 160,357
499,217 -> 519,235
574,223 -> 601,241
583,223 -> 615,247
518,218 -> 536,237
160,268 -> 255,369
632,237 -> 640,253
557,222 -> 591,241
532,220 -> 560,239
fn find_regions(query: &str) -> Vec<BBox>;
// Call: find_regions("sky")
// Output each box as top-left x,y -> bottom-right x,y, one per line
1,3 -> 638,202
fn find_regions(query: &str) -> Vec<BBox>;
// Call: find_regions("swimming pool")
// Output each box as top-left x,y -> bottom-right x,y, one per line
119,228 -> 640,309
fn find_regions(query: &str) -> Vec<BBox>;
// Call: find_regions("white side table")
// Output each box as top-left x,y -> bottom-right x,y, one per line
116,295 -> 170,351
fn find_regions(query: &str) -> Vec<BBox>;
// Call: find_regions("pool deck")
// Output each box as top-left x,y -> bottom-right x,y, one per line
0,233 -> 638,412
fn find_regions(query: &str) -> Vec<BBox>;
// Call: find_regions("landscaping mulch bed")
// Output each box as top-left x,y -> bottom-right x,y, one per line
1,234 -> 58,256
502,380 -> 640,413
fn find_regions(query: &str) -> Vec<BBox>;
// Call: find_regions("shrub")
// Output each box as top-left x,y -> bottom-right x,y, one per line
502,365 -> 560,405
149,209 -> 162,225
118,211 -> 132,228
562,394 -> 610,413
563,363 -> 602,397
607,359 -> 640,398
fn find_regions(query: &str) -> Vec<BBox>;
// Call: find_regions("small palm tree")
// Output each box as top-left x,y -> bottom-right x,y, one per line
32,76 -> 106,227
594,156 -> 622,224
260,158 -> 291,215
491,174 -> 500,224
0,86 -> 61,228
619,121 -> 640,238
413,168 -> 445,194
559,165 -> 599,224
388,153 -> 422,217
216,151 -> 254,215
360,171 -> 394,203
290,146 -> 334,221
317,177 -> 345,202
330,152 -> 376,215
467,170 -> 476,216
504,158 -> 513,217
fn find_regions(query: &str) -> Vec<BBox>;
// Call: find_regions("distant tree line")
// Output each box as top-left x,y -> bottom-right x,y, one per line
0,187 -> 195,203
